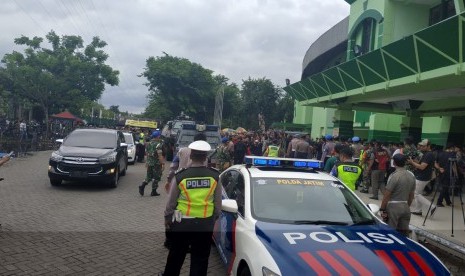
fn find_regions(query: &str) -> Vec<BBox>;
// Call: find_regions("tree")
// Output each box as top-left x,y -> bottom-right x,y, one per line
239,78 -> 280,130
141,53 -> 217,123
1,30 -> 119,133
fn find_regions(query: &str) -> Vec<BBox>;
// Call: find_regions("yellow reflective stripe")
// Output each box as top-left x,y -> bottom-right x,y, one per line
179,182 -> 191,216
203,179 -> 217,217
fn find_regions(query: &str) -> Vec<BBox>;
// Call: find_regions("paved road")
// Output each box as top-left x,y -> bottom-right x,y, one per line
0,151 -> 226,275
1,151 -> 464,275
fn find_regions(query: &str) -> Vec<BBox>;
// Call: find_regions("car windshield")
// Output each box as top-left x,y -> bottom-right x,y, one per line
64,131 -> 117,149
251,177 -> 374,225
123,133 -> 134,144
177,133 -> 220,149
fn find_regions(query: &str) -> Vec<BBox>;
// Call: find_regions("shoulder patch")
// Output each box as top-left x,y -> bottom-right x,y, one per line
174,168 -> 188,175
208,167 -> 220,173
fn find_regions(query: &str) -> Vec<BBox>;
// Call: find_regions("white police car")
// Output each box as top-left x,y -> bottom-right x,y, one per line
213,156 -> 449,276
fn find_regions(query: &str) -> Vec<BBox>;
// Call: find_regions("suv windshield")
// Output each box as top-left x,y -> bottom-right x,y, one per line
123,133 -> 134,144
64,131 -> 117,149
251,178 -> 374,225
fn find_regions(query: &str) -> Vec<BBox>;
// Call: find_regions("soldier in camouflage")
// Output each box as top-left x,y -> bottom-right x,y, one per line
139,130 -> 165,196
216,137 -> 232,172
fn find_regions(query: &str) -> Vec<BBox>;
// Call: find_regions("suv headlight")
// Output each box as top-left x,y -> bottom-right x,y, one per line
50,151 -> 63,162
127,145 -> 135,154
99,153 -> 117,164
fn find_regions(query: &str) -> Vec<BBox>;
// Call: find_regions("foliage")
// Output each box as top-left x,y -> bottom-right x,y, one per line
141,53 -> 217,123
239,77 -> 281,130
0,30 -> 119,131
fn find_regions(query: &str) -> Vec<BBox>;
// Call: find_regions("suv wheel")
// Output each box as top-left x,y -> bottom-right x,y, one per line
50,179 -> 62,186
108,167 -> 119,188
120,161 -> 127,176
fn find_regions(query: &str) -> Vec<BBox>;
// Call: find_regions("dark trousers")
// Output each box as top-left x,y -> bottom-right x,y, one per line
437,175 -> 452,205
163,217 -> 215,276
137,144 -> 145,162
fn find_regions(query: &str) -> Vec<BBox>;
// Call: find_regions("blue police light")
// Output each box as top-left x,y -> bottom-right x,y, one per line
245,156 -> 322,169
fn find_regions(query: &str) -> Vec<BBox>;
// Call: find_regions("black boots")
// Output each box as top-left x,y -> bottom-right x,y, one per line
140,181 -> 160,196
139,182 -> 147,196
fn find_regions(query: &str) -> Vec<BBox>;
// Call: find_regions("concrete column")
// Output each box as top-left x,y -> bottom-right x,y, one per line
332,109 -> 354,139
400,111 -> 422,143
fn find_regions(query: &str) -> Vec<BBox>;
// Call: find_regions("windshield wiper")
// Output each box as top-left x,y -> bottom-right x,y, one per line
293,220 -> 348,225
350,219 -> 376,226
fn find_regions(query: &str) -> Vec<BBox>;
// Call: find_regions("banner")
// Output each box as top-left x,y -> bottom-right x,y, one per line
125,119 -> 157,128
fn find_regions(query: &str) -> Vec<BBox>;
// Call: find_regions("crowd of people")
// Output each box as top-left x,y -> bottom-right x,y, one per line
213,129 -> 465,236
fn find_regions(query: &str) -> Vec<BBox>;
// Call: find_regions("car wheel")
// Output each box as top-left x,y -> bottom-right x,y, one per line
50,179 -> 62,186
238,264 -> 251,276
120,161 -> 127,176
108,167 -> 119,188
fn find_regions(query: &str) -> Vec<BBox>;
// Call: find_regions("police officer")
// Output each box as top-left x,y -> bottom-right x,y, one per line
161,140 -> 221,276
264,139 -> 281,157
138,130 -> 164,196
330,146 -> 362,191
137,130 -> 146,162
380,154 -> 415,236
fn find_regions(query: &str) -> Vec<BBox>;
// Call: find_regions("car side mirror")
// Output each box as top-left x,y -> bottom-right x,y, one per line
367,203 -> 380,215
120,142 -> 128,148
56,139 -> 64,144
222,199 -> 238,213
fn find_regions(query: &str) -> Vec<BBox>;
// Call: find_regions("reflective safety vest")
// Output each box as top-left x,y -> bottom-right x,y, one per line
139,132 -> 145,144
267,145 -> 279,157
336,162 -> 362,191
177,176 -> 217,218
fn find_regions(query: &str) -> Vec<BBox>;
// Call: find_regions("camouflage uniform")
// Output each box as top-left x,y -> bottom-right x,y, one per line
139,138 -> 164,196
216,144 -> 231,173
402,145 -> 422,172
359,147 -> 373,192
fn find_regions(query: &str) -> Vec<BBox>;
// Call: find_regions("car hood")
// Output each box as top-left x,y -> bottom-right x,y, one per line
255,221 -> 449,275
58,145 -> 115,158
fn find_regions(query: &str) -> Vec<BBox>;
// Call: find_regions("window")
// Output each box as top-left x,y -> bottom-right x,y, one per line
221,170 -> 245,216
430,0 -> 455,25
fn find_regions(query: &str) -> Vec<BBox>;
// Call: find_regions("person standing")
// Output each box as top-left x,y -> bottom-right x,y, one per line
380,154 -> 416,237
233,136 -> 247,164
249,139 -> 263,156
216,137 -> 232,172
370,143 -> 390,200
294,135 -> 312,159
330,146 -> 362,191
321,135 -> 335,163
263,139 -> 282,157
408,139 -> 437,216
138,130 -> 164,196
435,142 -> 456,207
161,141 -> 221,276
136,129 -> 146,163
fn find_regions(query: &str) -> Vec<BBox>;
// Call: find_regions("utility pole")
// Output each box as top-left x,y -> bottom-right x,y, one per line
213,86 -> 224,128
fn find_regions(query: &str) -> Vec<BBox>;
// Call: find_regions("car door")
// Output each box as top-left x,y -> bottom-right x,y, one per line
117,131 -> 128,169
214,169 -> 246,269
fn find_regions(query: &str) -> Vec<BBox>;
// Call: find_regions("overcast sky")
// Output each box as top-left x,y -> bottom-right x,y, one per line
0,0 -> 349,114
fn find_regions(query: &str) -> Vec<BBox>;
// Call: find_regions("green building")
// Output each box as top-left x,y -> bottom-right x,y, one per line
285,0 -> 465,146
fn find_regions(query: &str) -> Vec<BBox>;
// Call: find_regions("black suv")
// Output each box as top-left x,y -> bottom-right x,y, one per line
48,128 -> 128,188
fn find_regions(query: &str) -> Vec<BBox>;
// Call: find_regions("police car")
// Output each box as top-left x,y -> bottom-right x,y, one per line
212,156 -> 449,276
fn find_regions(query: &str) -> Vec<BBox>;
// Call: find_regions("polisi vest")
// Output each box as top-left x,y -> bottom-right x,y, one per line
336,162 -> 362,191
175,167 -> 219,218
139,132 -> 145,144
267,145 -> 279,157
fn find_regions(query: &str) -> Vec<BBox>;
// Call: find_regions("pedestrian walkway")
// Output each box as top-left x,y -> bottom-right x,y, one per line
356,190 -> 465,261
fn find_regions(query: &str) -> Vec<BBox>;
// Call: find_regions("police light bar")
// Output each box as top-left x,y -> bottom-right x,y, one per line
244,156 -> 323,169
